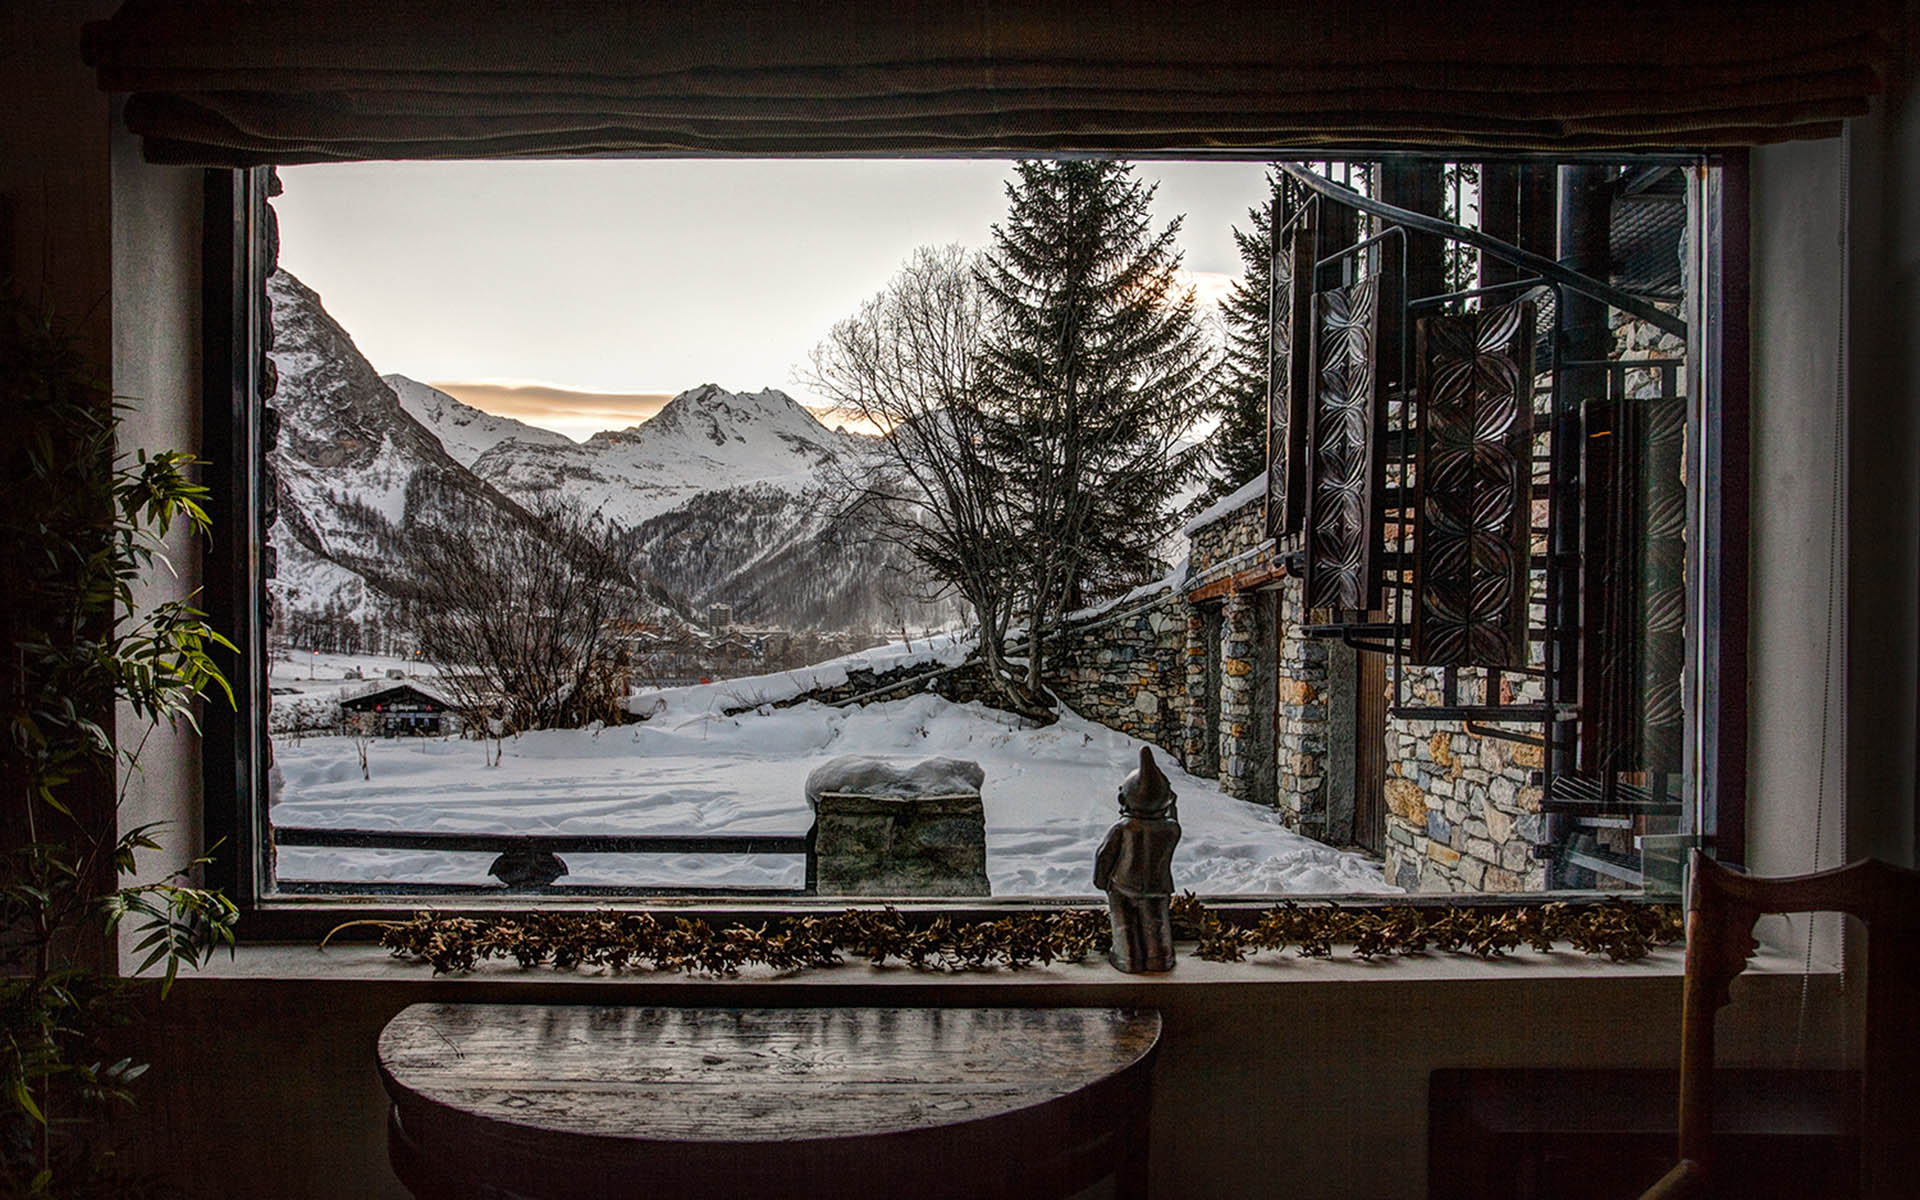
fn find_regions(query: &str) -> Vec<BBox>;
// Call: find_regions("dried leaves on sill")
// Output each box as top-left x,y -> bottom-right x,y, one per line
350,898 -> 1680,977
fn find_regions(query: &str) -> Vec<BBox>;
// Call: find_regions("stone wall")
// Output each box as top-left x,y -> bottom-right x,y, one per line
1375,627 -> 1553,890
1272,576 -> 1330,834
1214,590 -> 1272,804
1045,589 -> 1188,757
1188,496 -> 1268,579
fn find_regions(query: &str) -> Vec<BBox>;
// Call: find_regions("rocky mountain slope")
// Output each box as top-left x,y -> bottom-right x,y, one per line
266,270 -> 680,649
383,374 -> 573,467
267,269 -> 963,641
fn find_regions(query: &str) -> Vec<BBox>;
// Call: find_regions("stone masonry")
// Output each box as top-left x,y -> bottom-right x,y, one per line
1047,475 -> 1562,895
1272,576 -> 1329,836
1216,591 -> 1257,801
1045,589 -> 1188,758
1379,664 -> 1548,894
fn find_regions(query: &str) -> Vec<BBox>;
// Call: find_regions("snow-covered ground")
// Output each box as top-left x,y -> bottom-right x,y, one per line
269,640 -> 1395,897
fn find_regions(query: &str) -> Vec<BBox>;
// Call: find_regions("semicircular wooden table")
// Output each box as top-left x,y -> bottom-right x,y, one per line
377,1004 -> 1163,1200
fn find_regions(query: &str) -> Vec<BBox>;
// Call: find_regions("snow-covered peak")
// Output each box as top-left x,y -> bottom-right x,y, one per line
383,374 -> 573,468
476,383 -> 857,529
592,383 -> 842,455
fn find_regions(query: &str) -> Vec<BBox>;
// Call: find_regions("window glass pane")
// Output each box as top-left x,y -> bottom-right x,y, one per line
256,157 -> 1703,902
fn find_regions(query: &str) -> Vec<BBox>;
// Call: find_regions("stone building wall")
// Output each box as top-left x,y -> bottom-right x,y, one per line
1271,576 -> 1330,835
1045,588 -> 1189,757
1379,677 -> 1548,893
1187,492 -> 1268,578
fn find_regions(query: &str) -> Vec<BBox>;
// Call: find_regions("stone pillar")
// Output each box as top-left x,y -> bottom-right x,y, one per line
804,756 -> 990,896
811,791 -> 989,896
1182,608 -> 1210,771
1273,576 -> 1330,833
1217,591 -> 1255,801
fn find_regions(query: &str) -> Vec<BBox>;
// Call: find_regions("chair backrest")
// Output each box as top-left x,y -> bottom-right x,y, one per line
1677,849 -> 1920,1199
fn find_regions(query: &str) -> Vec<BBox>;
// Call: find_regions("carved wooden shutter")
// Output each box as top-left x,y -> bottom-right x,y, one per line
1578,362 -> 1685,775
1266,205 -> 1316,538
1409,298 -> 1536,668
1303,278 -> 1380,612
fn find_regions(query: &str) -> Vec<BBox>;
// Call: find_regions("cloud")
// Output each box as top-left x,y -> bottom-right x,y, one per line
430,381 -> 677,441
1174,269 -> 1239,312
431,379 -> 880,441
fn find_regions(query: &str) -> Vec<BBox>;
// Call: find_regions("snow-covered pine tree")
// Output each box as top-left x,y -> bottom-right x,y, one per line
1202,169 -> 1284,504
977,161 -> 1214,692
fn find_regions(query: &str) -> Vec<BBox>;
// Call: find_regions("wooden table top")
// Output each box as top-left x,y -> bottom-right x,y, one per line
378,1004 -> 1162,1146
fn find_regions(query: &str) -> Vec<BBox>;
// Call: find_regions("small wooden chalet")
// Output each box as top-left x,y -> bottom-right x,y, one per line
338,682 -> 455,737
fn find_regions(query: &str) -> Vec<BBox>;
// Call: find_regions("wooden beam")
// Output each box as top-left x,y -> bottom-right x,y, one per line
1185,563 -> 1288,605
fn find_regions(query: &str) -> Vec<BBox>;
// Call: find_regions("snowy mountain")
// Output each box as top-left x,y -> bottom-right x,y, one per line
624,481 -> 965,632
265,270 -> 679,649
267,270 -> 960,639
469,384 -> 962,629
383,374 -> 573,467
471,383 -> 862,529
267,270 -> 527,633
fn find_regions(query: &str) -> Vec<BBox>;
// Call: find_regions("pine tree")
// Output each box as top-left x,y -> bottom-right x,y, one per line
977,160 -> 1214,695
1204,170 -> 1284,504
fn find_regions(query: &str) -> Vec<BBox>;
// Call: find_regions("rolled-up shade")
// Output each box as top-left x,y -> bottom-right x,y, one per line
85,0 -> 1893,165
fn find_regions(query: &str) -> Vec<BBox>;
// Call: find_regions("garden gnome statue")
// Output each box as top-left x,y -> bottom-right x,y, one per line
1093,746 -> 1181,973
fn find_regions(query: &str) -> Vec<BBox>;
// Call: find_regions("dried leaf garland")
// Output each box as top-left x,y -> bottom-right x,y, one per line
346,897 -> 1680,977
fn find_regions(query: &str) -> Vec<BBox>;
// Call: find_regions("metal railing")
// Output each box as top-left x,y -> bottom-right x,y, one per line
271,825 -> 817,896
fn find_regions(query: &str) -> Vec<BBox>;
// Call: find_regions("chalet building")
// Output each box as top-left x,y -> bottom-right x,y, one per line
338,682 -> 458,737
1050,168 -> 1695,896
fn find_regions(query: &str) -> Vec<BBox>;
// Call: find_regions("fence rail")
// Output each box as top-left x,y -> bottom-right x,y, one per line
272,825 -> 817,895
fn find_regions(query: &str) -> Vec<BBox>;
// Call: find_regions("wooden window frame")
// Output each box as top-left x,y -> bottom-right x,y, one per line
198,154 -> 1750,943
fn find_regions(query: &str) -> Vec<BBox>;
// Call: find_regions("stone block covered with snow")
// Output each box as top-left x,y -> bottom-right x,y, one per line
804,755 -> 989,897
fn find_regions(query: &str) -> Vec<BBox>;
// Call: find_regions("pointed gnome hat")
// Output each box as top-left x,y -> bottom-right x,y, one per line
1119,746 -> 1176,817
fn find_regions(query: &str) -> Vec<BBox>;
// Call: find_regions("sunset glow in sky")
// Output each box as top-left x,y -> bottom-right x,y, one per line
274,159 -> 1271,441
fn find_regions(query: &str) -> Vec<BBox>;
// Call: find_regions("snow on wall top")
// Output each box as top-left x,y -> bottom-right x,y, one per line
803,755 -> 985,809
1180,471 -> 1268,536
626,631 -> 974,716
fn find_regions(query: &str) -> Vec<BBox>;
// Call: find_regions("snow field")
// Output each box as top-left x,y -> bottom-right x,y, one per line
272,688 -> 1396,898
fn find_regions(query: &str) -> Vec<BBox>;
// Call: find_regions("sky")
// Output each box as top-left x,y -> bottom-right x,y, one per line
274,159 -> 1274,441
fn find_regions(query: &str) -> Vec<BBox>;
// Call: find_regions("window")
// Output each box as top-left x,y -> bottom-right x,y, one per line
201,151 -> 1740,926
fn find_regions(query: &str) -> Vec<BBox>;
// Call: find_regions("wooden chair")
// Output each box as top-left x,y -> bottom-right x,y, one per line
1642,850 -> 1920,1199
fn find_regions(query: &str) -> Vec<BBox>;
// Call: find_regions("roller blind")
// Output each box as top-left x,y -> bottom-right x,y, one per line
85,0 -> 1893,165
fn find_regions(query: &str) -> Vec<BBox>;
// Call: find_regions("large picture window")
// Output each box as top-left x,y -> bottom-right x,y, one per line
202,152 -> 1733,919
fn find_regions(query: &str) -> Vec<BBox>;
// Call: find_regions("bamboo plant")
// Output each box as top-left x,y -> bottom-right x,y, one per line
1,288 -> 239,1196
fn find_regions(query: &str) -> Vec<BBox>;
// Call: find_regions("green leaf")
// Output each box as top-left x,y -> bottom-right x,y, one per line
11,1075 -> 45,1125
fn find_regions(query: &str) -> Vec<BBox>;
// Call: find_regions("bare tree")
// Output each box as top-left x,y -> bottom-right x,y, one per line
401,501 -> 649,735
805,245 -> 1044,715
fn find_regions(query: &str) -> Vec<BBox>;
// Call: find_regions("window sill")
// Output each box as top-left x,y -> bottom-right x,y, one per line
149,939 -> 1769,990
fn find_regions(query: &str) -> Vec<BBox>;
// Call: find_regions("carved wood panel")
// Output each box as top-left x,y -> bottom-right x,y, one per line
1304,278 -> 1380,612
1266,206 -> 1316,538
1410,299 -> 1536,668
1578,363 -> 1686,776
1638,376 -> 1687,773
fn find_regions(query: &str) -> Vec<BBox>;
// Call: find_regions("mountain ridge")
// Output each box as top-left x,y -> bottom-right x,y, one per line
267,269 -> 958,640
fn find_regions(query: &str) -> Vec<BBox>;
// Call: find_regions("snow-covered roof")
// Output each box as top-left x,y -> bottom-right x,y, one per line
338,679 -> 456,709
1181,471 -> 1268,536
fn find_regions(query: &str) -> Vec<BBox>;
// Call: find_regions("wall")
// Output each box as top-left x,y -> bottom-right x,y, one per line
1046,589 -> 1189,755
1842,14 -> 1920,871
111,949 -> 1842,1200
1271,576 -> 1330,832
111,99 -> 208,893
1182,497 -> 1291,809
1381,700 -> 1548,894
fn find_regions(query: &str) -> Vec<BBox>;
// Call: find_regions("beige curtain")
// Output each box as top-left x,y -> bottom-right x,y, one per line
85,0 -> 1894,165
